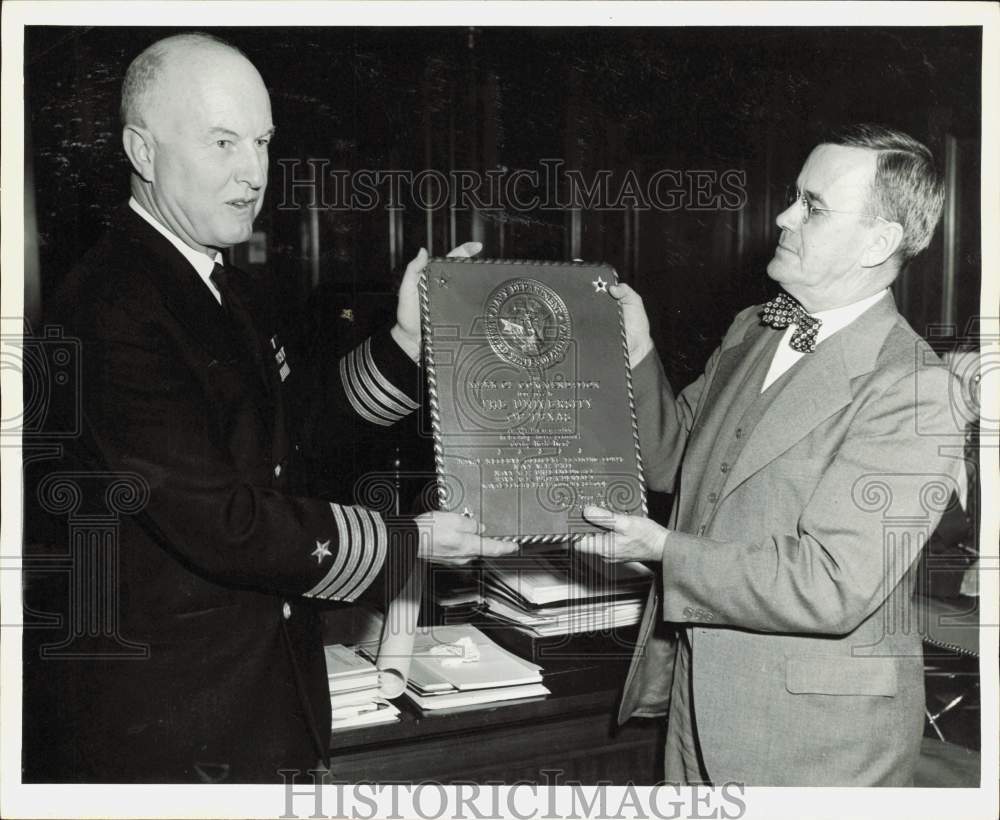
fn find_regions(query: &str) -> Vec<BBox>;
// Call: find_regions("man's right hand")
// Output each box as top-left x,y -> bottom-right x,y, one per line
608,283 -> 654,368
413,511 -> 517,565
391,242 -> 483,362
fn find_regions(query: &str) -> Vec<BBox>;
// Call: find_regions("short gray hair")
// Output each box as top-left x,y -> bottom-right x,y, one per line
826,124 -> 944,263
120,32 -> 245,128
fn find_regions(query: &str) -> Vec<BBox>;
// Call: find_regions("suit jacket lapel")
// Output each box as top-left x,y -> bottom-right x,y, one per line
670,321 -> 777,528
720,293 -> 901,499
218,266 -> 276,406
698,319 -> 774,420
122,206 -> 237,362
122,205 -> 276,433
230,274 -> 289,459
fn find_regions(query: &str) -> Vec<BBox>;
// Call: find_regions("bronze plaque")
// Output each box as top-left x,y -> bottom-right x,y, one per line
420,258 -> 647,543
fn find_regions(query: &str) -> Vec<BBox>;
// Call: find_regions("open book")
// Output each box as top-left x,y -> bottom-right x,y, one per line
401,624 -> 550,710
406,624 -> 543,692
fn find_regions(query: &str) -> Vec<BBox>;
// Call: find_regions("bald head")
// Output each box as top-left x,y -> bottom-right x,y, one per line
121,33 -> 260,130
121,33 -> 273,256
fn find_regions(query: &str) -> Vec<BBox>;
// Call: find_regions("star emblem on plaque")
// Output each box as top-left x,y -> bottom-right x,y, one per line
592,276 -> 608,293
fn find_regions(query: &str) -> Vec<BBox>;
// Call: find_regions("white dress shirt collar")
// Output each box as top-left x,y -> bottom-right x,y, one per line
807,288 -> 889,344
129,197 -> 223,304
762,288 -> 889,392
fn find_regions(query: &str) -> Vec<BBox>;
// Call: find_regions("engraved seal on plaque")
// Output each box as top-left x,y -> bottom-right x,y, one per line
484,278 -> 572,370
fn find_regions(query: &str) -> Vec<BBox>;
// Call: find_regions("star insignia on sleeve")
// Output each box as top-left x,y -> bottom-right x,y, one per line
592,276 -> 608,293
312,539 -> 332,563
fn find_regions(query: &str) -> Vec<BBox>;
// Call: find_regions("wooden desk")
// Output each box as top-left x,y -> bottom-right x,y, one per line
327,655 -> 663,784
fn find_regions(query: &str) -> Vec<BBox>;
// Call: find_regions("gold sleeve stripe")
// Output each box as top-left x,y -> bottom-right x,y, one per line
354,345 -> 414,417
360,338 -> 419,410
326,505 -> 366,600
339,355 -> 394,426
341,507 -> 386,602
304,504 -> 352,599
346,347 -> 401,423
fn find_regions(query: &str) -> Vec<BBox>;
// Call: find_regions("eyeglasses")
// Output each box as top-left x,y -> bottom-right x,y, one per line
783,186 -> 889,225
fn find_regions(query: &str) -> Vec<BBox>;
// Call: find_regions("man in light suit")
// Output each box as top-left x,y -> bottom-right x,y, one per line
578,125 -> 961,786
23,32 -> 514,782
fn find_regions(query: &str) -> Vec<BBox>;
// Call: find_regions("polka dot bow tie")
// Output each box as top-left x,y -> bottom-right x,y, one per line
760,292 -> 822,353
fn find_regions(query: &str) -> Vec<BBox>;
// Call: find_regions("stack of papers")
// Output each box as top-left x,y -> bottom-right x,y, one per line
425,567 -> 484,621
403,624 -> 549,711
480,550 -> 652,637
324,643 -> 400,730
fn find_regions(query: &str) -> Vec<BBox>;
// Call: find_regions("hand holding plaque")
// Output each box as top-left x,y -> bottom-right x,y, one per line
420,258 -> 647,543
392,242 -> 484,361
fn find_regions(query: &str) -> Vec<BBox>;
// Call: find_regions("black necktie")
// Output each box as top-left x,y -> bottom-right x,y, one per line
760,292 -> 822,353
210,262 -> 262,365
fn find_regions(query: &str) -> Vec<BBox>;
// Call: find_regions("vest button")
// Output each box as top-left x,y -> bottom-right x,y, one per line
697,525 -> 707,536
282,602 -> 292,620
708,492 -> 718,504
274,463 -> 283,478
720,462 -> 729,473
734,428 -> 743,439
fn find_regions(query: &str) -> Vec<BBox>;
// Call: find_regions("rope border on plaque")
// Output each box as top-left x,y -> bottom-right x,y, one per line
417,265 -> 446,507
419,257 -> 648,544
610,266 -> 650,520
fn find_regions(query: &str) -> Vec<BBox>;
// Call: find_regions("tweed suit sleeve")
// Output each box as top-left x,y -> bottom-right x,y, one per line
633,307 -> 758,493
659,357 -> 962,634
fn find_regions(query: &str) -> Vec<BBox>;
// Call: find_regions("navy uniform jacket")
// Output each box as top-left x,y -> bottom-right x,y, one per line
23,205 -> 423,782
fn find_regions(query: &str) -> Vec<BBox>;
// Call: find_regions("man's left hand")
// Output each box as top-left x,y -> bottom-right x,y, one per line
575,505 -> 669,563
391,242 -> 482,360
